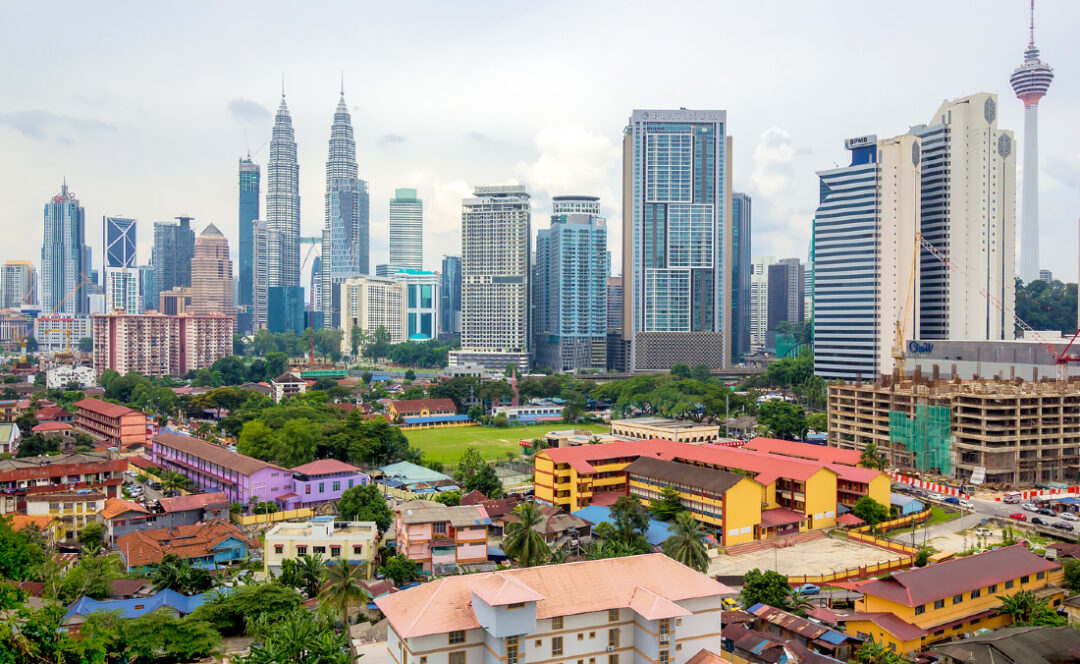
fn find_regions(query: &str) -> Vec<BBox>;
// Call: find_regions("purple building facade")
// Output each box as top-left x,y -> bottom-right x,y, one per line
151,431 -> 292,505
284,459 -> 371,508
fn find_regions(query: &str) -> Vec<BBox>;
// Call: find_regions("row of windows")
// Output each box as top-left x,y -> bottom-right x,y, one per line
913,572 -> 1045,614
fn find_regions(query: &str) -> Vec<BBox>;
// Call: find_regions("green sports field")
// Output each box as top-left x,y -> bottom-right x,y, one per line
403,422 -> 610,464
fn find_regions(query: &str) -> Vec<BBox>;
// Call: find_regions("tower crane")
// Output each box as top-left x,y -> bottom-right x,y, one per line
892,232 -> 921,378
919,235 -> 1080,380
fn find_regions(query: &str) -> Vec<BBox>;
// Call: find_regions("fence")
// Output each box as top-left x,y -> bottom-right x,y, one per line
231,507 -> 313,526
888,472 -> 971,499
786,555 -> 917,586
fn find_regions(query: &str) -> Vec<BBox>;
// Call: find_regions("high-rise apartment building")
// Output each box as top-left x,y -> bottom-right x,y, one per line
92,311 -> 233,378
622,109 -> 732,370
152,216 -> 195,304
2,261 -> 35,309
389,188 -> 422,271
189,224 -> 234,315
449,185 -> 531,372
321,92 -> 368,327
338,275 -> 407,352
439,255 -> 461,335
158,288 -> 191,316
1010,2 -> 1053,282
252,220 -> 271,330
749,256 -> 775,353
731,192 -> 752,360
104,269 -> 141,314
237,157 -> 260,333
394,269 -> 440,341
813,134 -> 921,380
606,276 -> 623,334
533,195 -> 607,372
266,93 -> 300,290
766,258 -> 804,338
913,93 -> 1015,342
42,182 -> 89,315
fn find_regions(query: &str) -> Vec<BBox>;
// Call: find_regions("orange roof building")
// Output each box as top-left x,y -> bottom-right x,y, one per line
116,519 -> 257,572
376,554 -> 734,664
74,398 -> 147,448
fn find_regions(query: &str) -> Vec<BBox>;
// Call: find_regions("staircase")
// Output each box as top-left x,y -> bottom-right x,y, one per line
723,530 -> 826,556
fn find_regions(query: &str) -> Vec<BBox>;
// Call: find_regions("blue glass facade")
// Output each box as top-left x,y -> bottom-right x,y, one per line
238,158 -> 259,333
104,217 -> 136,268
152,216 -> 195,304
731,193 -> 751,360
267,285 -> 305,334
440,256 -> 461,335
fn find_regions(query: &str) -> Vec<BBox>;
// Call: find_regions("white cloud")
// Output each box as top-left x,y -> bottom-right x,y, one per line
746,126 -> 814,259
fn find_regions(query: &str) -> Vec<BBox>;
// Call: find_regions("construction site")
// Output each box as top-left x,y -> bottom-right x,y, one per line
828,377 -> 1080,488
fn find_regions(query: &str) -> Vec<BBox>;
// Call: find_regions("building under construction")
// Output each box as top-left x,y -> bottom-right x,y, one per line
828,377 -> 1080,488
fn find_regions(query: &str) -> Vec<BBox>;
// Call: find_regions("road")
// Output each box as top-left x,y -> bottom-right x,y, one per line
892,492 -> 1078,545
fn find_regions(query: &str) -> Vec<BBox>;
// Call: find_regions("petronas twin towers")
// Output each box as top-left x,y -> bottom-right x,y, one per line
262,87 -> 369,329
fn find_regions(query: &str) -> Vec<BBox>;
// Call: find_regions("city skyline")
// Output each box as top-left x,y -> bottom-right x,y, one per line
2,2 -> 1077,286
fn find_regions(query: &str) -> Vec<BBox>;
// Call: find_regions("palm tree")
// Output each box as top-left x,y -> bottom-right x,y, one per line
150,554 -> 188,592
159,470 -> 190,493
547,546 -> 568,565
319,560 -> 371,662
660,512 -> 709,573
859,442 -> 888,471
786,587 -> 815,616
503,503 -> 549,567
298,552 -> 327,598
997,590 -> 1066,626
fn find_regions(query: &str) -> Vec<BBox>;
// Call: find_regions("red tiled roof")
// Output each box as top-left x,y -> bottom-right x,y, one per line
35,407 -> 70,421
836,513 -> 865,526
828,463 -> 887,484
836,612 -> 927,643
290,459 -> 363,476
75,398 -> 141,419
760,508 -> 808,527
116,519 -> 257,568
18,581 -> 46,597
109,578 -> 149,597
685,649 -> 732,664
128,456 -> 157,470
32,421 -> 72,432
742,437 -> 862,466
391,398 -> 456,415
8,514 -> 59,532
154,431 -> 286,476
540,439 -> 833,484
100,497 -> 149,519
853,545 -> 1059,607
157,491 -> 230,514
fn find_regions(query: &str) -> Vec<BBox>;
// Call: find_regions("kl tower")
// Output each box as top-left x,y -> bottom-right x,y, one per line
1010,0 -> 1054,283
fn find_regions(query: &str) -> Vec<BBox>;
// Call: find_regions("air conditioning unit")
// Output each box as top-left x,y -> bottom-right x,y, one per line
675,619 -> 682,626
606,647 -> 615,652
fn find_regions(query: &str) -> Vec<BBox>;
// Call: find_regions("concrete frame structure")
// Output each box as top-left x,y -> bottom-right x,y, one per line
610,418 -> 721,444
74,398 -> 147,448
2,260 -> 36,309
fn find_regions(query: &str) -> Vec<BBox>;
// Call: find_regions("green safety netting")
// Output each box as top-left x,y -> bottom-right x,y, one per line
889,405 -> 951,475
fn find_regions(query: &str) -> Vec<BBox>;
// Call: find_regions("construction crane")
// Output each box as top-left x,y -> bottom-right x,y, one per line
892,232 -> 921,378
919,235 -> 1080,380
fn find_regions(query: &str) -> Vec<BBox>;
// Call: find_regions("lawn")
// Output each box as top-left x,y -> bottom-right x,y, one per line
403,422 -> 610,464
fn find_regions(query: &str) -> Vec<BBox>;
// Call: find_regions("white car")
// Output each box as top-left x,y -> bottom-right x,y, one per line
1022,503 -> 1039,512
958,500 -> 974,509
1061,512 -> 1079,522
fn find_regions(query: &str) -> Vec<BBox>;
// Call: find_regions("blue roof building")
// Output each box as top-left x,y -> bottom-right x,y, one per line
571,505 -> 676,547
63,588 -> 229,628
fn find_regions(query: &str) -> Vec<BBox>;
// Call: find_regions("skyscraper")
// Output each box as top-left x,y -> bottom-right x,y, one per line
104,217 -> 136,269
1011,1 -> 1053,283
389,188 -> 423,271
190,224 -> 234,315
449,185 -> 531,372
440,255 -> 461,335
749,256 -> 775,354
813,134 -> 920,381
913,93 -> 1015,341
533,195 -> 607,372
321,90 -> 368,327
266,92 -> 301,290
103,216 -> 139,313
766,258 -> 804,341
237,156 -> 260,333
252,220 -> 271,330
138,265 -> 155,312
41,181 -> 89,315
152,216 -> 195,304
1,261 -> 35,309
622,109 -> 732,370
395,269 -> 440,341
731,192 -> 752,361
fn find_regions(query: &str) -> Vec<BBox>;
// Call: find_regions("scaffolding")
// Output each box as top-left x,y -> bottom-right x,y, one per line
889,405 -> 952,475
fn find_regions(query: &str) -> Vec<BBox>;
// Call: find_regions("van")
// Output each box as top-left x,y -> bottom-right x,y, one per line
1003,492 -> 1022,504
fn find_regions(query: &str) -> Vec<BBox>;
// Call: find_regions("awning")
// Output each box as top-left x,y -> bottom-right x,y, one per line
760,508 -> 807,527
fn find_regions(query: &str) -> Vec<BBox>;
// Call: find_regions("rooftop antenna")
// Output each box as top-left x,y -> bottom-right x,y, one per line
340,70 -> 345,99
281,73 -> 286,100
1029,0 -> 1036,47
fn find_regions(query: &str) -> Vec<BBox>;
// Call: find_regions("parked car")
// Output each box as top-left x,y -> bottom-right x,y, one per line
1052,521 -> 1075,532
1061,512 -> 1079,522
1009,513 -> 1028,521
943,496 -> 960,505
958,500 -> 974,509
796,584 -> 820,596
1022,503 -> 1039,512
1031,517 -> 1049,526
928,492 -> 946,501
722,598 -> 741,610
1038,508 -> 1056,517
974,527 -> 992,536
148,481 -> 162,490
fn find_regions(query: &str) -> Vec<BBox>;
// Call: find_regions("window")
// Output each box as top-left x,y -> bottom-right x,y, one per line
552,616 -> 564,630
449,631 -> 465,645
274,545 -> 283,555
319,483 -> 325,493
449,652 -> 465,664
1037,571 -> 1045,580
659,651 -> 670,664
608,629 -> 619,648
434,522 -> 448,534
915,605 -> 926,615
1021,575 -> 1030,584
608,608 -> 619,622
933,600 -> 944,609
578,633 -> 584,641
313,546 -> 326,555
330,546 -> 341,557
609,656 -> 619,664
552,637 -> 563,656
333,481 -> 341,492
659,619 -> 671,644
952,594 -> 963,604
297,545 -> 307,555
421,658 -> 427,664
589,659 -> 595,664
970,589 -> 980,599
353,545 -> 364,555
988,584 -> 997,593
508,602 -> 525,610
507,636 -> 519,664
305,485 -> 312,494
1005,580 -> 1014,589
535,640 -> 542,648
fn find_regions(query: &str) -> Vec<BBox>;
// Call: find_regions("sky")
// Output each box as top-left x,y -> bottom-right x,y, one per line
2,0 -> 1079,294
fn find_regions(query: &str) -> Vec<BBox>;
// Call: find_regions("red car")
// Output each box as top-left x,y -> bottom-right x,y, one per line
1009,513 -> 1028,521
